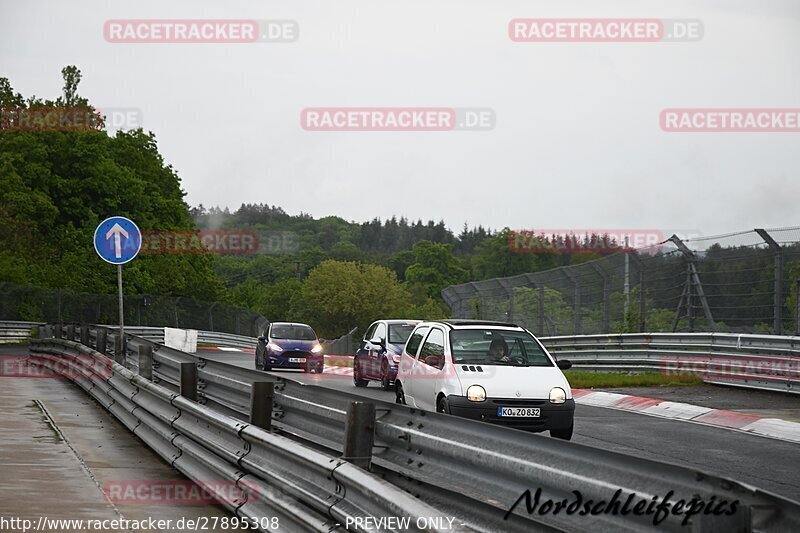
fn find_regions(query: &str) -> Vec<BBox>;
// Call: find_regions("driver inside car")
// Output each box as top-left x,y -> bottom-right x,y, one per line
488,338 -> 510,362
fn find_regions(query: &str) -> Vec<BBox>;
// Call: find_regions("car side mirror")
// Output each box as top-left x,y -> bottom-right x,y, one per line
557,359 -> 572,370
258,336 -> 266,343
319,338 -> 327,343
370,338 -> 386,350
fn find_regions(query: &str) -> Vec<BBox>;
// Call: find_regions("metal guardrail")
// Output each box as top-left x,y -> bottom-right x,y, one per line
28,335 -> 460,533
40,324 -> 800,532
0,320 -> 42,343
540,332 -> 800,394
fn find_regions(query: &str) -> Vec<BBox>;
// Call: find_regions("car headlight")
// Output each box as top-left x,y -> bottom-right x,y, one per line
311,344 -> 323,353
466,385 -> 486,402
267,342 -> 283,352
549,387 -> 566,404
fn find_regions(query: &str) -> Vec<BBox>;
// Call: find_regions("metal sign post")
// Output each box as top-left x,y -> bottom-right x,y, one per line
93,216 -> 142,342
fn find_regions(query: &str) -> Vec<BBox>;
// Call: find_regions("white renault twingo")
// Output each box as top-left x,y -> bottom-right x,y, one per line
395,320 -> 575,439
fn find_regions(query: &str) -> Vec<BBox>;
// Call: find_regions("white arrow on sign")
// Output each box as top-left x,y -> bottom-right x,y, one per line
105,223 -> 129,259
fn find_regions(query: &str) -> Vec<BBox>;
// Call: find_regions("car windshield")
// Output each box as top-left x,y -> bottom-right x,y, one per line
449,329 -> 553,367
270,325 -> 316,341
388,324 -> 417,344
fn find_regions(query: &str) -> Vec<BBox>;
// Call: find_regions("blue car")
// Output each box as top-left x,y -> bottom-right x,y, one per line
255,322 -> 324,373
353,319 -> 420,390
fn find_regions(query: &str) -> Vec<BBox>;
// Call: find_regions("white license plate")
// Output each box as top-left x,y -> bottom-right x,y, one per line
498,407 -> 540,417
289,357 -> 306,363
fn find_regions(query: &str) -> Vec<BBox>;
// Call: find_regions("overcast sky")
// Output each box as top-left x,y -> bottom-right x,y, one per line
1,0 -> 798,237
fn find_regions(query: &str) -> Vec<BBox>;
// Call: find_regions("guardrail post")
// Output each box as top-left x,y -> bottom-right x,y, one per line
250,381 -> 274,430
342,401 -> 376,469
138,344 -> 153,380
113,335 -> 126,365
66,324 -> 75,341
179,362 -> 198,401
80,325 -> 90,346
96,329 -> 107,355
54,324 -> 62,339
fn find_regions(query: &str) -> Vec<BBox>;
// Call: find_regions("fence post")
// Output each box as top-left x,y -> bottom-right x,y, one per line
538,285 -> 545,336
250,381 -> 274,430
180,362 -> 198,401
756,229 -> 782,334
54,324 -> 62,339
80,325 -> 90,346
138,344 -> 153,380
96,329 -> 107,355
796,279 -> 800,336
66,324 -> 75,341
639,270 -> 646,332
669,235 -> 714,332
342,401 -> 376,470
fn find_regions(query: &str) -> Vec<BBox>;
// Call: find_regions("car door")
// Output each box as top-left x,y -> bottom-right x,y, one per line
358,322 -> 378,377
400,325 -> 429,407
367,322 -> 387,378
414,327 -> 446,411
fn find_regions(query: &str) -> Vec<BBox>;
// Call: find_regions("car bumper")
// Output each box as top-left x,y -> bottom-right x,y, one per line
267,354 -> 323,369
446,395 -> 575,432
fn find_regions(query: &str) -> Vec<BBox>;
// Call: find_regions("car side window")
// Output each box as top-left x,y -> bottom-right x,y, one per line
405,326 -> 429,358
364,322 -> 378,342
419,328 -> 445,370
373,322 -> 386,341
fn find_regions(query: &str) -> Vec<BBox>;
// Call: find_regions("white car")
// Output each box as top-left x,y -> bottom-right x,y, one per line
395,320 -> 575,439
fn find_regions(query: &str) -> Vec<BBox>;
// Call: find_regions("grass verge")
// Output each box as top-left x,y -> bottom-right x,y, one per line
565,371 -> 703,389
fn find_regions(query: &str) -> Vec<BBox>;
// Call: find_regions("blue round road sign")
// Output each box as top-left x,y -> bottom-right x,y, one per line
94,216 -> 142,265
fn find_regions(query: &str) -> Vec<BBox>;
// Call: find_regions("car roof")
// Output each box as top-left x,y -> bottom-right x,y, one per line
270,322 -> 313,328
420,319 -> 522,329
379,319 -> 421,324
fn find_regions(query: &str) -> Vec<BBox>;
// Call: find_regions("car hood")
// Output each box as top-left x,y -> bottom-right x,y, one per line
455,365 -> 572,399
270,339 -> 318,351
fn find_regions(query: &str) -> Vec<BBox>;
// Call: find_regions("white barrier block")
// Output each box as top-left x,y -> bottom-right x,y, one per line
164,327 -> 198,353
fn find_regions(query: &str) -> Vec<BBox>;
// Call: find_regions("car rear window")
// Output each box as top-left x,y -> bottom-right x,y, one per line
388,323 -> 417,344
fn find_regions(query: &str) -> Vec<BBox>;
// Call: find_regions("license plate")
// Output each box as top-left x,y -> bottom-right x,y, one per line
289,357 -> 306,363
498,407 -> 540,417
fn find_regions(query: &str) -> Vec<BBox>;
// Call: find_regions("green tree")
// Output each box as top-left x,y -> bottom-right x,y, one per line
404,240 -> 468,299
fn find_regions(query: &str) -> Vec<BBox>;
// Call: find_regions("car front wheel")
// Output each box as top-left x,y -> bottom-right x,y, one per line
353,360 -> 368,387
437,396 -> 450,414
395,382 -> 406,404
380,360 -> 392,391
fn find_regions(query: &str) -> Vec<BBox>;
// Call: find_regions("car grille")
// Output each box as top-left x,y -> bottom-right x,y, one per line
282,351 -> 311,358
491,398 -> 547,406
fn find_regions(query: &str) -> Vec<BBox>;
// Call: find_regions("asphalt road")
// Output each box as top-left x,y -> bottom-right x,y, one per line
197,349 -> 800,502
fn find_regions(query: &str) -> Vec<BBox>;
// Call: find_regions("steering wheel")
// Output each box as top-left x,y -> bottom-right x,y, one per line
508,355 -> 526,365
